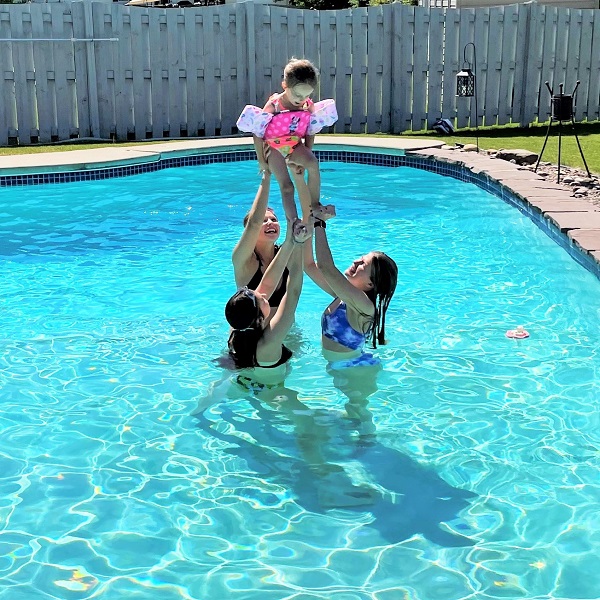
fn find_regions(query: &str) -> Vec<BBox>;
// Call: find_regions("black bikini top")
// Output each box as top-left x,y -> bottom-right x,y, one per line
256,345 -> 292,369
246,246 -> 289,308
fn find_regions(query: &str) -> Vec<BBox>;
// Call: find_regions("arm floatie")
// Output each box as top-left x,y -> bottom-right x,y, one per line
236,105 -> 273,138
307,99 -> 338,135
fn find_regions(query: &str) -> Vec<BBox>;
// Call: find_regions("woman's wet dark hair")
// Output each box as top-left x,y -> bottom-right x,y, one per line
225,288 -> 265,368
365,252 -> 398,348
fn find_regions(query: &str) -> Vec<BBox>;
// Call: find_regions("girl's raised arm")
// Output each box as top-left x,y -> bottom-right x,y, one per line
258,223 -> 309,360
314,217 -> 374,318
255,219 -> 305,300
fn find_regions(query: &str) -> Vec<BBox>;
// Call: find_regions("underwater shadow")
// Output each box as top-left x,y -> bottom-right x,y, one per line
194,381 -> 477,548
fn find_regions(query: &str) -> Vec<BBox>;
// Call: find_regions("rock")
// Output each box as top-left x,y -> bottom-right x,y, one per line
462,144 -> 478,152
562,177 -> 574,183
496,149 -> 539,165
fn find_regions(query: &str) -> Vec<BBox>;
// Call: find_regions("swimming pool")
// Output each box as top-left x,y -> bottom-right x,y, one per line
1,158 -> 599,599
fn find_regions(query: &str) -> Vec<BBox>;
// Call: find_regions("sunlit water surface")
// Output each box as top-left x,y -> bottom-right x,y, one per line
1,161 -> 599,599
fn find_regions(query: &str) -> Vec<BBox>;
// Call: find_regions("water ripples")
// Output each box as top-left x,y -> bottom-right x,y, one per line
1,162 -> 600,598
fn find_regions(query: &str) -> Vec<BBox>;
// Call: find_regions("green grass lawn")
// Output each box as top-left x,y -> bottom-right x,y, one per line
1,122 -> 599,175
404,121 -> 600,175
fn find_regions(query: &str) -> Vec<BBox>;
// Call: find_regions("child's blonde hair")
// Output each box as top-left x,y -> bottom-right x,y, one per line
283,58 -> 319,89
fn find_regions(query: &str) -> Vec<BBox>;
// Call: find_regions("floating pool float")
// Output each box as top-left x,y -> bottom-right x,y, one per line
506,325 -> 529,339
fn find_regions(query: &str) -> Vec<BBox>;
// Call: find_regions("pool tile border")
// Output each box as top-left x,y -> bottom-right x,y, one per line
405,146 -> 600,280
1,140 -> 599,280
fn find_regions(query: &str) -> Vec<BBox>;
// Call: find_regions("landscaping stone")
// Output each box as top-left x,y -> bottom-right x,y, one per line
495,149 -> 539,165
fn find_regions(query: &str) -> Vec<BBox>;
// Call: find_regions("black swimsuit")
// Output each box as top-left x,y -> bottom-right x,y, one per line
256,345 -> 292,368
247,246 -> 289,308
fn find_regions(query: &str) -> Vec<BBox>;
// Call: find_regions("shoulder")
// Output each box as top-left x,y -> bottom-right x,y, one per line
268,93 -> 283,107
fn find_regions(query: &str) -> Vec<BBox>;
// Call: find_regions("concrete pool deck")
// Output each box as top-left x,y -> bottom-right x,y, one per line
1,135 -> 599,267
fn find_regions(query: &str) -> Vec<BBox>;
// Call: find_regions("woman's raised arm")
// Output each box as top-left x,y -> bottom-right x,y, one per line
232,171 -> 271,287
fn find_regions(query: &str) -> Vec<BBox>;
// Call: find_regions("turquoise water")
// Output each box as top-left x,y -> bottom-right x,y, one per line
1,160 -> 599,599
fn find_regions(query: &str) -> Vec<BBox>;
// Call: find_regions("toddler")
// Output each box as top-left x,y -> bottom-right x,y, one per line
237,58 -> 337,224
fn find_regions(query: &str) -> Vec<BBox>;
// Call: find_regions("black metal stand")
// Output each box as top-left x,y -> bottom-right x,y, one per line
535,81 -> 591,183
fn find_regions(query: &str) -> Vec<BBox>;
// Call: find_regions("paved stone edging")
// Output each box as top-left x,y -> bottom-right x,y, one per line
407,147 -> 600,267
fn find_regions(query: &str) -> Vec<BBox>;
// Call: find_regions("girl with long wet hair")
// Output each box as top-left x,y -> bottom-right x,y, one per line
304,206 -> 398,369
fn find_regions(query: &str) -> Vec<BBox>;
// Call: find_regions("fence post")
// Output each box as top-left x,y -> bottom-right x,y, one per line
246,1 -> 256,105
83,0 -> 100,138
518,2 -> 533,127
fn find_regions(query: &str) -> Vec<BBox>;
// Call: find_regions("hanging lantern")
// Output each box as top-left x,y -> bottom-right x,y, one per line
456,68 -> 475,97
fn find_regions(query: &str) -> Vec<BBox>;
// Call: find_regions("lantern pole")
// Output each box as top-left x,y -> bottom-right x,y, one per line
463,42 -> 479,153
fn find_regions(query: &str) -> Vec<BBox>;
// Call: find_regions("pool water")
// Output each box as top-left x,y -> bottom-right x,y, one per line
1,160 -> 599,599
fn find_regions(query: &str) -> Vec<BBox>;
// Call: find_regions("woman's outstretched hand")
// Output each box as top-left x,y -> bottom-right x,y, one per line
292,219 -> 310,244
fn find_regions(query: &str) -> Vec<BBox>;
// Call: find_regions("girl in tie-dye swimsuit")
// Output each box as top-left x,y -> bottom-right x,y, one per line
304,207 -> 398,370
236,58 -> 337,226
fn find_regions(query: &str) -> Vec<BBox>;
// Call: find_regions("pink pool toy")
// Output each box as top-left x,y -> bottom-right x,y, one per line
506,325 -> 530,339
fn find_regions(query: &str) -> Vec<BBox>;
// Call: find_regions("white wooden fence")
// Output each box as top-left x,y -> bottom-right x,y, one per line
1,1 -> 599,144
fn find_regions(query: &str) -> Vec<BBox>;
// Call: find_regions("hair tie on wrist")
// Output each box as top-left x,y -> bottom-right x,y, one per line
314,219 -> 326,229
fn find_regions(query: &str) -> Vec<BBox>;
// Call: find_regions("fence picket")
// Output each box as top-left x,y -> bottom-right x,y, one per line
411,8 -> 429,131
473,7 -> 488,129
287,7 -> 304,60
220,6 -> 241,136
29,4 -> 54,142
185,12 -> 202,137
554,8 -> 570,94
393,4 -> 415,133
334,10 -> 352,134
235,3 -> 248,135
520,4 -> 543,126
367,6 -> 382,133
575,10 -> 593,122
129,8 -> 151,140
0,8 -> 15,144
302,9 -> 319,86
442,8 -> 460,124
377,4 -> 392,133
113,6 -> 132,140
484,7 -> 503,127
497,4 -> 517,125
11,7 -> 37,143
70,2 -> 91,139
253,4 -> 272,110
350,9 -> 367,133
455,8 -> 475,129
587,11 -> 600,123
565,9 -> 582,96
318,11 -> 335,104
427,8 -> 445,128
92,2 -> 115,139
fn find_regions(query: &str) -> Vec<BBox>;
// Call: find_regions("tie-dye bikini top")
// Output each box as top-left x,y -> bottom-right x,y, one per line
321,301 -> 371,351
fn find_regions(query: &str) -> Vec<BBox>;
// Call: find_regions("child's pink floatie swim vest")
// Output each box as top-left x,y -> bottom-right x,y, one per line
236,99 -> 338,139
